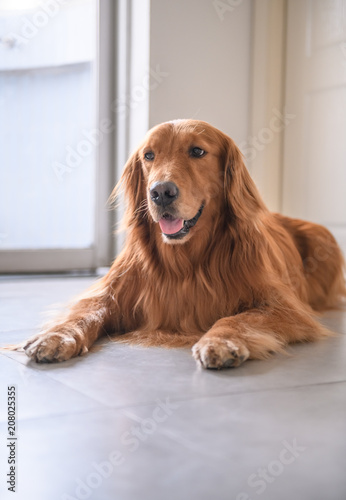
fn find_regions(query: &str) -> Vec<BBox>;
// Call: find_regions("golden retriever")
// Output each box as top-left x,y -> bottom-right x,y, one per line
18,119 -> 346,369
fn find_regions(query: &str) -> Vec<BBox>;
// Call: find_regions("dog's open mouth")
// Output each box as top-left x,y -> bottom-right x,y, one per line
159,204 -> 204,239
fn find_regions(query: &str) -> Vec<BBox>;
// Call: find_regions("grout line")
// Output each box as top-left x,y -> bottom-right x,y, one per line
0,351 -> 112,410
0,404 -> 114,427
2,347 -> 346,418
2,377 -> 345,428
159,378 -> 346,405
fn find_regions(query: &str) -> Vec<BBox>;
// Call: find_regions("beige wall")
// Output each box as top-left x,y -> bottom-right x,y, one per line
148,0 -> 253,145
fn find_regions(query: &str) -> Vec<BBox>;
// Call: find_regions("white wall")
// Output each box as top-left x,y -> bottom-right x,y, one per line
282,0 -> 346,256
148,0 -> 253,144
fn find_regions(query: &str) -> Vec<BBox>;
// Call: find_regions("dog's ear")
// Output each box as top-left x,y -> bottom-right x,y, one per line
222,135 -> 266,222
110,149 -> 145,225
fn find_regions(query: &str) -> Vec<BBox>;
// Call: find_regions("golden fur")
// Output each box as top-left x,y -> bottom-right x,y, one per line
15,120 -> 346,368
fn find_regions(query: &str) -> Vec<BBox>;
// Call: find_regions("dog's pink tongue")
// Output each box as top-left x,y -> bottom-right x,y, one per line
159,217 -> 184,235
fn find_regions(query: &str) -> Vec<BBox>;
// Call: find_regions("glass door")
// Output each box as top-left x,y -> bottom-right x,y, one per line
0,0 -> 111,273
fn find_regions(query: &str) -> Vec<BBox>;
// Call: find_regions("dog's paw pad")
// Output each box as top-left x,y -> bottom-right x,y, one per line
23,332 -> 80,363
192,338 -> 249,369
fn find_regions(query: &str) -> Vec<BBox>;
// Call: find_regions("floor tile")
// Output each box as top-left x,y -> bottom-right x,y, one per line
0,276 -> 98,332
4,328 -> 346,409
1,329 -> 36,345
1,276 -> 345,500
0,382 -> 344,500
320,308 -> 346,334
0,353 -> 102,423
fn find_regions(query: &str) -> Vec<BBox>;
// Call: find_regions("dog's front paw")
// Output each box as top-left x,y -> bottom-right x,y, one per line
192,337 -> 250,369
23,331 -> 88,363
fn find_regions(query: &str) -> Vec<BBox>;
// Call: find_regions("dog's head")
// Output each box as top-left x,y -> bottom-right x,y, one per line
115,119 -> 265,244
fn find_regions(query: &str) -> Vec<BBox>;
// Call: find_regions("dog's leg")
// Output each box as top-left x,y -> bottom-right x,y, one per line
192,297 -> 329,369
21,288 -> 114,363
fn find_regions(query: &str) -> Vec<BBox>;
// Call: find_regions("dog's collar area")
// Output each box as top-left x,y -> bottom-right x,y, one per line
163,204 -> 204,240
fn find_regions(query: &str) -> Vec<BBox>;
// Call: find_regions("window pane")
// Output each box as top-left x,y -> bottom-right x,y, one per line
0,0 -> 98,250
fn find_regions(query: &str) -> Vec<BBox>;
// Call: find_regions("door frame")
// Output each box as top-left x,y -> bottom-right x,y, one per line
249,0 -> 287,212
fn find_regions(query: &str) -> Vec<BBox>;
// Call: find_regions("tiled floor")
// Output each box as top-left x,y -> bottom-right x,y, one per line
0,275 -> 346,500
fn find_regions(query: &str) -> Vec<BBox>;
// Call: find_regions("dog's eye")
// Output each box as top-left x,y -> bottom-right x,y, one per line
190,147 -> 206,158
144,151 -> 155,161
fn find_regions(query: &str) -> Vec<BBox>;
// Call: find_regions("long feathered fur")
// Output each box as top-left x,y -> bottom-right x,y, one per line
103,121 -> 345,350
7,120 -> 346,365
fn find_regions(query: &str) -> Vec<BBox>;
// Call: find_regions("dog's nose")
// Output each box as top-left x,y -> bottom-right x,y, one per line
149,181 -> 179,207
